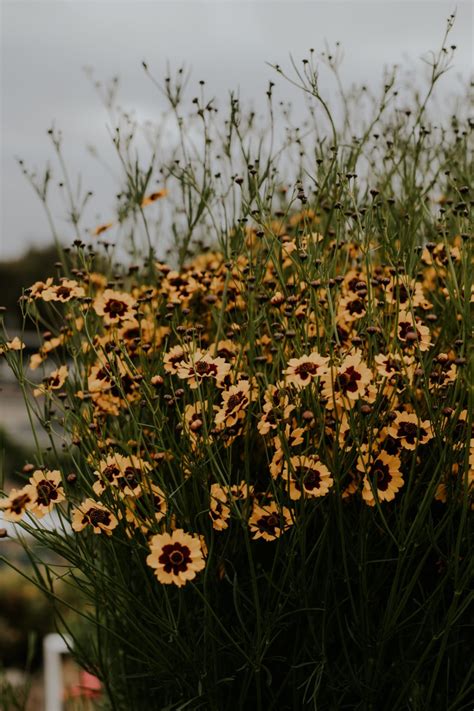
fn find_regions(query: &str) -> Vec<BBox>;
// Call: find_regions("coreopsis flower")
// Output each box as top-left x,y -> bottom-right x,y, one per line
115,455 -> 152,497
374,353 -> 414,382
91,222 -> 113,236
92,453 -> 132,496
41,279 -> 85,302
270,291 -> 286,307
284,352 -> 329,389
163,345 -> 186,374
25,469 -> 65,518
283,456 -> 333,500
28,277 -> 54,299
176,349 -> 231,389
124,484 -> 167,531
215,339 -> 238,362
383,276 -> 425,309
141,189 -> 168,207
33,365 -> 68,397
388,411 -> 433,450
360,451 -> 404,506
249,501 -> 293,541
396,311 -> 431,351
0,337 -> 25,352
322,352 -> 372,407
209,484 -> 231,531
338,294 -> 367,322
258,384 -> 295,436
341,472 -> 360,500
215,380 -> 250,427
0,487 -> 32,522
269,446 -> 285,479
230,481 -> 254,502
93,289 -> 137,325
71,499 -> 118,535
146,529 -> 205,587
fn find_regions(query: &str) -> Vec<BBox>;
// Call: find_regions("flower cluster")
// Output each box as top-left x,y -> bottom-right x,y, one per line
1,219 -> 472,589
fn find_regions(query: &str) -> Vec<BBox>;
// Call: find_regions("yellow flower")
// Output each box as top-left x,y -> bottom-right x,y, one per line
33,365 -> 68,397
321,351 -> 372,407
360,452 -> 404,506
215,380 -> 250,427
176,349 -> 231,389
249,501 -> 292,541
71,499 -> 118,535
396,311 -> 431,351
93,289 -> 137,325
41,279 -> 85,302
387,411 -> 432,450
1,337 -> 25,352
146,529 -> 205,587
209,483 -> 231,531
284,352 -> 329,389
0,487 -> 32,522
141,189 -> 168,207
25,469 -> 65,518
91,222 -> 114,236
28,277 -> 54,299
283,456 -> 333,499
163,345 -> 187,374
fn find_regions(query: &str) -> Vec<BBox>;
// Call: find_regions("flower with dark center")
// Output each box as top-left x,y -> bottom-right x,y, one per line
388,412 -> 432,450
322,352 -> 372,406
0,489 -> 32,522
249,501 -> 292,541
215,381 -> 250,427
284,352 -> 329,389
34,366 -> 68,397
177,349 -> 231,389
147,529 -> 205,587
25,469 -> 65,518
41,279 -> 85,302
209,483 -> 231,530
361,451 -> 404,506
94,289 -> 137,325
72,499 -> 118,535
335,366 -> 361,394
396,311 -> 431,351
284,456 -> 333,499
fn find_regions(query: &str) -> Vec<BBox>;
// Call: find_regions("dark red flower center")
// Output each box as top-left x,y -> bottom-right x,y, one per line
56,286 -> 73,299
36,480 -> 58,506
226,392 -> 247,413
104,299 -> 129,317
195,360 -> 218,376
86,508 -> 111,528
297,469 -> 322,491
347,299 -> 365,315
295,361 -> 319,380
11,493 -> 31,514
103,465 -> 120,482
159,543 -> 191,574
335,366 -> 361,394
397,421 -> 423,443
371,460 -> 392,491
256,513 -> 279,535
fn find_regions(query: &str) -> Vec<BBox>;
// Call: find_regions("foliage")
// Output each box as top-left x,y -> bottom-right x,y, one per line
1,17 -> 473,710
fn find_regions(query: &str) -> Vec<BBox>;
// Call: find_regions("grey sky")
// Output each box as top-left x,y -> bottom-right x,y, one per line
1,0 -> 472,260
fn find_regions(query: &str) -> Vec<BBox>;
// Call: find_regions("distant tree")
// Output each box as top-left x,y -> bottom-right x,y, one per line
0,245 -> 60,329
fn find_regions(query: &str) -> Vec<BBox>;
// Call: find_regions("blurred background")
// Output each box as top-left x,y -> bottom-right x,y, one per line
0,1 -> 472,706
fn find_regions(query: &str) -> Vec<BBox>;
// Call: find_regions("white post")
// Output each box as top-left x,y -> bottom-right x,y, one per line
43,633 -> 72,711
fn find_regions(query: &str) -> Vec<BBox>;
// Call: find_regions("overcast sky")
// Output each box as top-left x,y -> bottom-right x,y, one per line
1,0 -> 472,261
